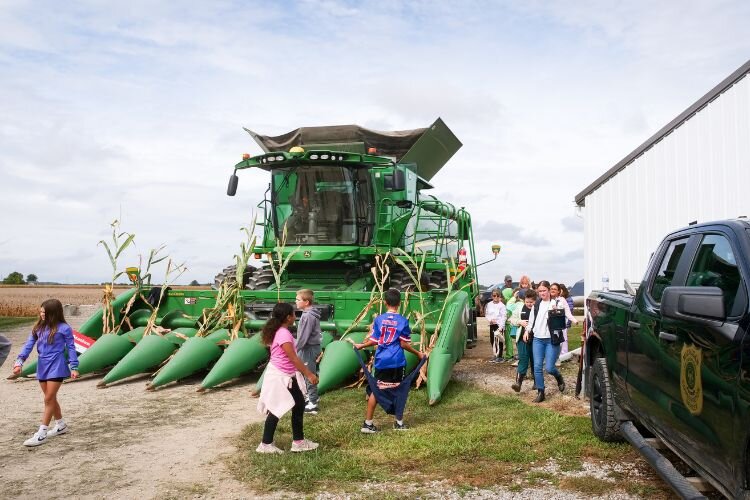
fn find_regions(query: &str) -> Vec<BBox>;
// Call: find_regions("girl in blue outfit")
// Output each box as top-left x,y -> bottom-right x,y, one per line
12,299 -> 79,447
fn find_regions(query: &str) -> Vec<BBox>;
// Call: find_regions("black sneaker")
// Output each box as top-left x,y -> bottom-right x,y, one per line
393,422 -> 410,431
304,402 -> 319,414
360,421 -> 379,434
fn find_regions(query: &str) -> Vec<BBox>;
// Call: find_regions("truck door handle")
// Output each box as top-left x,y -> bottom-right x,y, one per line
659,331 -> 677,342
628,321 -> 641,329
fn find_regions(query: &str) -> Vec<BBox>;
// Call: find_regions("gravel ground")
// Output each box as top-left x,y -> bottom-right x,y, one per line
0,313 -> 662,499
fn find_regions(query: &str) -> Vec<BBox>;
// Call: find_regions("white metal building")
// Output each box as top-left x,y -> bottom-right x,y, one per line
575,60 -> 750,297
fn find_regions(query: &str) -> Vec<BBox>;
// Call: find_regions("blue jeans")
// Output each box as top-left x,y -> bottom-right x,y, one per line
532,337 -> 561,390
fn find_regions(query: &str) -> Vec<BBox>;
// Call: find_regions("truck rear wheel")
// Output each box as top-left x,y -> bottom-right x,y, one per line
590,357 -> 623,442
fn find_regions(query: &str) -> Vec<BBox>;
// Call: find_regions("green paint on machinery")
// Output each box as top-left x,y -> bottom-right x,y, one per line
33,119 -> 496,406
149,329 -> 231,389
100,328 -> 199,386
317,331 -> 369,394
200,333 -> 267,390
76,326 -> 146,375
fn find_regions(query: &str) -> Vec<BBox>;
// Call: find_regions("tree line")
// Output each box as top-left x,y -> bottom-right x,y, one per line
2,272 -> 38,284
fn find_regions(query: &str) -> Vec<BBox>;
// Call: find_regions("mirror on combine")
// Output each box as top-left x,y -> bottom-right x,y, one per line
227,172 -> 239,196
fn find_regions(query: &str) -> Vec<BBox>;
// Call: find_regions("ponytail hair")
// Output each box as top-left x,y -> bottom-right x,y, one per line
32,298 -> 66,344
261,302 -> 295,346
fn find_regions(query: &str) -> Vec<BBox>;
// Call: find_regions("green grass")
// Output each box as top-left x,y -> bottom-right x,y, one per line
0,317 -> 35,329
567,323 -> 583,351
228,381 -> 638,495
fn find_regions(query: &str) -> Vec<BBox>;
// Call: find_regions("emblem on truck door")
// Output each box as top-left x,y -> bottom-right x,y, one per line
680,344 -> 703,415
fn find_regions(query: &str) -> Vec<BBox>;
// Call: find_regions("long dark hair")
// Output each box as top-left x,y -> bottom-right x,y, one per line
32,299 -> 66,344
261,302 -> 295,346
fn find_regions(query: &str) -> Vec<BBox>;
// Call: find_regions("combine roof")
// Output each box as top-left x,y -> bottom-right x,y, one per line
245,118 -> 461,181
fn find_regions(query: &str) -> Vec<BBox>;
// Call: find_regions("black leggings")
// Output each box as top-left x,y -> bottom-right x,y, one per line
262,377 -> 305,444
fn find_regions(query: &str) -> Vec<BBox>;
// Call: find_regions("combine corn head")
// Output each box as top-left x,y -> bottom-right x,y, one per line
16,119 -> 498,405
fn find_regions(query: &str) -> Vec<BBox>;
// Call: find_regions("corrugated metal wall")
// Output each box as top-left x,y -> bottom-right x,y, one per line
582,73 -> 750,297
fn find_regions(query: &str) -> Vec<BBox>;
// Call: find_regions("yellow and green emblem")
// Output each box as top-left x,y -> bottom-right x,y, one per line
680,343 -> 703,415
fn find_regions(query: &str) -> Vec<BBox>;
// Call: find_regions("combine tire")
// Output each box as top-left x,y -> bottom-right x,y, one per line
388,266 -> 433,292
429,270 -> 448,290
246,266 -> 274,290
590,357 -> 623,442
213,264 -> 256,289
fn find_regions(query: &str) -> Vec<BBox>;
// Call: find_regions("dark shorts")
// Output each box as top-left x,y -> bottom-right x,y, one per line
39,377 -> 65,383
374,366 -> 405,383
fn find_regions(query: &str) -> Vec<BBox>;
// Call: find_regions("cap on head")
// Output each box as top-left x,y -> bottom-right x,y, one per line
504,275 -> 512,282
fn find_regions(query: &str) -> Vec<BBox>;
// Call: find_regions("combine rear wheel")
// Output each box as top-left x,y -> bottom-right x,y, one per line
389,267 -> 431,293
429,270 -> 448,290
213,264 -> 256,289
246,266 -> 275,290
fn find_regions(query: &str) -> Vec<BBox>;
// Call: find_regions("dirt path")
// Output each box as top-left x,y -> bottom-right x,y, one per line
0,310 -> 261,500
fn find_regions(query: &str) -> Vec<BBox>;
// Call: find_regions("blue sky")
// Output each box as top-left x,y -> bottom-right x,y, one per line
1,1 -> 749,286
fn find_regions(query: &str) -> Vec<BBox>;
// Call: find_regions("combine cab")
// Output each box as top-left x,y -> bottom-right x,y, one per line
15,119 -> 492,405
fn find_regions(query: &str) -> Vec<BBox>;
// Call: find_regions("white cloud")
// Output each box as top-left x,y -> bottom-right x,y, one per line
0,1 -> 748,286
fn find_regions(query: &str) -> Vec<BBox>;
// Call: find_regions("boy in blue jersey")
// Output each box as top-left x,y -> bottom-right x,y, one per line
354,288 -> 424,432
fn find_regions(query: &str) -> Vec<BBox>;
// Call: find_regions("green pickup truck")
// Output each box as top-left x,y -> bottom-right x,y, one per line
584,219 -> 750,499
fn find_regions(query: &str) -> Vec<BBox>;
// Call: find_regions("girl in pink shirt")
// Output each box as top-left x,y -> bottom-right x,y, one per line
257,302 -> 319,454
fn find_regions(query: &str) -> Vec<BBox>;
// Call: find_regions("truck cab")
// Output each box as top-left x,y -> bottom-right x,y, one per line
585,219 -> 750,499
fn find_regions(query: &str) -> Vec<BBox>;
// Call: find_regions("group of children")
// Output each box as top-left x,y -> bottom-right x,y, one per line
9,288 -> 424,451
256,287 -> 422,452
486,278 -> 578,403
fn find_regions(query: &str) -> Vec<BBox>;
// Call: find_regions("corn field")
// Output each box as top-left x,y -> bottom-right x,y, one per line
0,285 -> 125,317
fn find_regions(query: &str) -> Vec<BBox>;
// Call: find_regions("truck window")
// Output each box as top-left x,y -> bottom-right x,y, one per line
649,238 -> 688,303
686,234 -> 744,316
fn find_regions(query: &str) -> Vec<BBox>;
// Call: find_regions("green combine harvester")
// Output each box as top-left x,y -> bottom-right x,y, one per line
15,119 -> 495,405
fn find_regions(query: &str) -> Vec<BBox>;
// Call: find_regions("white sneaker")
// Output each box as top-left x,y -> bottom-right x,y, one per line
304,402 -> 319,414
290,439 -> 319,452
256,442 -> 283,454
23,432 -> 48,447
48,423 -> 68,437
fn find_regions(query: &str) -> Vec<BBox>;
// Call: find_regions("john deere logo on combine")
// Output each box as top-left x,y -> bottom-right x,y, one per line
304,250 -> 312,258
680,344 -> 703,415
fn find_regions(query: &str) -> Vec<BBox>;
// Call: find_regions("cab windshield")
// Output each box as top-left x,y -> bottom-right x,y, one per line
272,165 -> 358,245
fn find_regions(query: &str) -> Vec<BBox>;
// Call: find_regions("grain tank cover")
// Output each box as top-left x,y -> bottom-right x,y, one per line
244,117 -> 461,181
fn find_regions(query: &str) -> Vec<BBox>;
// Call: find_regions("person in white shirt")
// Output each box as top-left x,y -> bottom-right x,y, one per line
527,280 -> 578,402
484,289 -> 507,363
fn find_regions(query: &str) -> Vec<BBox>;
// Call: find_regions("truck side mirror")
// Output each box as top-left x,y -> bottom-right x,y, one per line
384,169 -> 406,191
227,172 -> 239,196
661,286 -> 725,322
